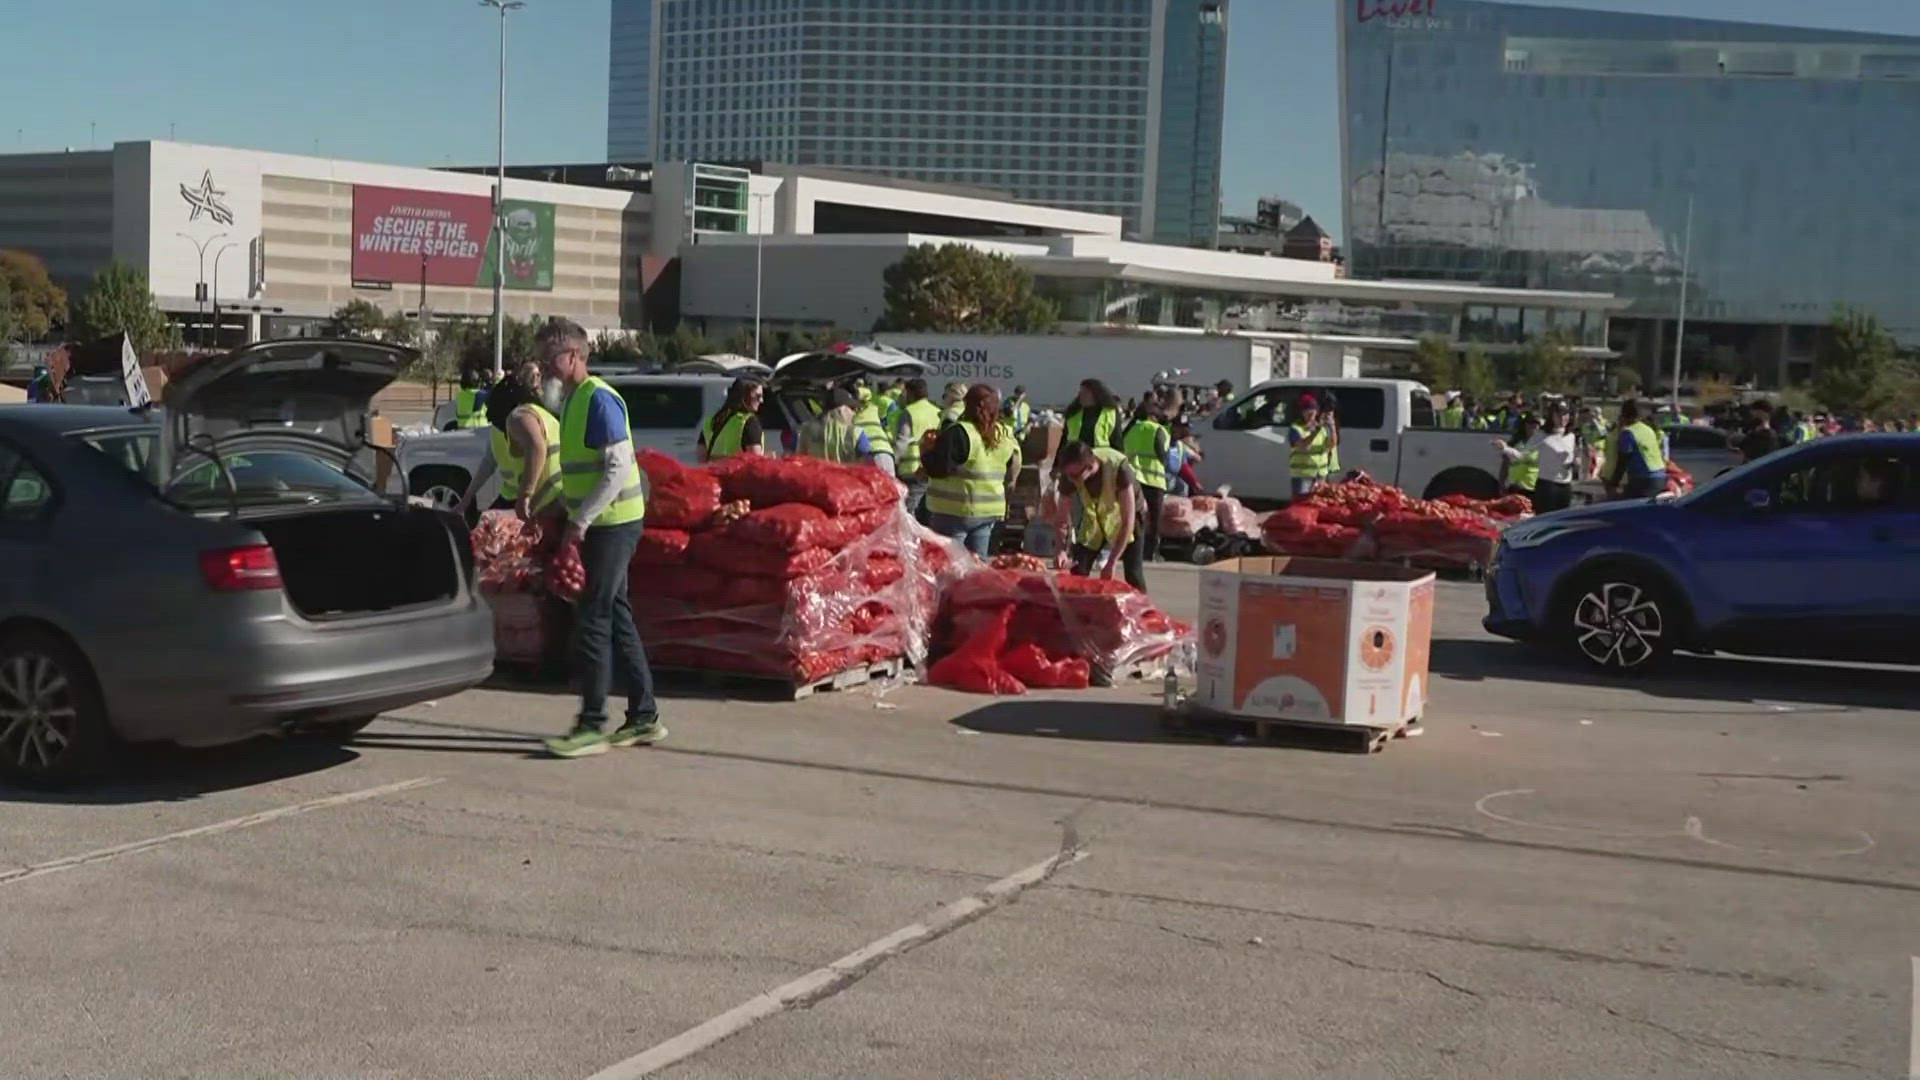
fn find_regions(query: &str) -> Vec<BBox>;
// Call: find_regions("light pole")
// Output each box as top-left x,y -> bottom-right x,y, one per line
480,0 -> 524,381
751,191 -> 773,361
1671,194 -> 1694,417
177,231 -> 227,348
211,241 -> 241,349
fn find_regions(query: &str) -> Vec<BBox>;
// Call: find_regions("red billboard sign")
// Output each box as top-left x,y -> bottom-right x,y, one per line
350,185 -> 496,287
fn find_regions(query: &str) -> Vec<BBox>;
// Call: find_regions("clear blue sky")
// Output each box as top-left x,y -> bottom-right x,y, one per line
14,0 -> 1920,242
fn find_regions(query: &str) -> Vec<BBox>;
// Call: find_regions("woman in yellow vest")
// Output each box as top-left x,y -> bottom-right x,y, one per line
452,368 -> 491,429
800,387 -> 883,467
697,378 -> 766,462
924,384 -> 1022,558
454,361 -> 563,523
1064,379 -> 1122,450
939,381 -> 968,423
1119,402 -> 1172,563
533,318 -> 660,760
1286,393 -> 1334,500
1056,441 -> 1145,589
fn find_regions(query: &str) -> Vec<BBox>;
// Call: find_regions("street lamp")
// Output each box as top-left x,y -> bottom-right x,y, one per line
176,231 -> 228,348
751,191 -> 774,361
1671,194 -> 1694,418
480,0 -> 525,381
211,241 -> 241,349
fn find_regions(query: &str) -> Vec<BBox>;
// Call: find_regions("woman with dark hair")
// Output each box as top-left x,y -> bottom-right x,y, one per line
1064,378 -> 1121,451
1119,399 -> 1172,561
923,384 -> 1022,557
455,360 -> 563,521
1055,441 -> 1145,589
697,377 -> 765,462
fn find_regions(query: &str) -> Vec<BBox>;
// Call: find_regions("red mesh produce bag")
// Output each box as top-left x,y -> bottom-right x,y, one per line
1215,497 -> 1261,537
546,539 -> 587,601
1158,495 -> 1212,540
1000,643 -> 1090,690
689,533 -> 837,579
928,605 -> 1025,695
937,567 -> 1184,676
638,450 -> 722,530
712,455 -> 893,515
646,566 -> 727,602
473,510 -> 558,596
723,503 -> 832,552
631,528 -> 691,567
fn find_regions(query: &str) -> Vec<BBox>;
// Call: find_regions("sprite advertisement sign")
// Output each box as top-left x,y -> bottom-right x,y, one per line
351,185 -> 555,292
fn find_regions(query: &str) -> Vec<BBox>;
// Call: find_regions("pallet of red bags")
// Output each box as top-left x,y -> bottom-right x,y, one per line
926,557 -> 1190,695
1262,474 -> 1517,573
623,451 -> 947,699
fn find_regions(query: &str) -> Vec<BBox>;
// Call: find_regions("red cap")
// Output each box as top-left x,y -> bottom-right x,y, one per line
1297,393 -> 1319,409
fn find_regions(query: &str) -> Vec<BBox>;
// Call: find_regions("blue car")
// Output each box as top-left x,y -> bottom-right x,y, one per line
1485,434 -> 1920,671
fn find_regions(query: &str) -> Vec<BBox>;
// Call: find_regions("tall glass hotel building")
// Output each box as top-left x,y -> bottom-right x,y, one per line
608,0 -> 1228,246
1339,0 -> 1920,382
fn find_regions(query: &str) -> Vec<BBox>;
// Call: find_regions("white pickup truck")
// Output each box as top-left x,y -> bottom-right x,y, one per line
396,345 -> 927,513
1200,378 -> 1509,505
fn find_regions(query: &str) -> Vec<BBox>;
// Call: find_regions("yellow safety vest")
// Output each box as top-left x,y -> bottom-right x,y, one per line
1121,419 -> 1169,491
851,400 -> 888,449
1440,404 -> 1465,428
455,387 -> 489,428
1007,399 -> 1032,435
891,398 -> 942,480
925,420 -> 1020,521
1066,405 -> 1118,449
1508,443 -> 1540,491
1079,447 -> 1132,550
1289,424 -> 1332,479
702,409 -> 756,459
1624,420 -> 1667,475
558,375 -> 647,527
491,405 -> 563,511
802,413 -> 861,463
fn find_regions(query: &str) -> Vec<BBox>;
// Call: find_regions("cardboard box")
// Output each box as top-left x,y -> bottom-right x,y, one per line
368,415 -> 396,494
1194,557 -> 1435,729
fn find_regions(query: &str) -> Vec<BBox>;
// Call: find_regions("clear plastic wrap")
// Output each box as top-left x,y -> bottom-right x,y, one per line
1261,476 -> 1506,570
1158,495 -> 1213,540
1214,496 -> 1261,537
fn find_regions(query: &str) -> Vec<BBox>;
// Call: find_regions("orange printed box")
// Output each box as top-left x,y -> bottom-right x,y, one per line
1194,557 -> 1435,728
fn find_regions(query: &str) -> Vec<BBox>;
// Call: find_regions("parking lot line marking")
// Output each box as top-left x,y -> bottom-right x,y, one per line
586,846 -> 1087,1080
0,776 -> 442,888
1910,956 -> 1918,1079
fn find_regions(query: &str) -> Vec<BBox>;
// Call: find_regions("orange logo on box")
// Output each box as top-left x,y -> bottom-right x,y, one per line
1359,626 -> 1395,670
1202,617 -> 1228,658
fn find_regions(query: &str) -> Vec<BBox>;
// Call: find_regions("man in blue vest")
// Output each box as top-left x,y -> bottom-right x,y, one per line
536,317 -> 662,759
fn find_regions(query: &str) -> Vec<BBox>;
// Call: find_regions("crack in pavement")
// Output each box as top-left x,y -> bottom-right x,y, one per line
395,919 -> 817,973
1051,882 -> 1820,991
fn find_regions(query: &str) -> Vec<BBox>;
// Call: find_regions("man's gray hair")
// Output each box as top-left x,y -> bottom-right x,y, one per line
536,316 -> 588,353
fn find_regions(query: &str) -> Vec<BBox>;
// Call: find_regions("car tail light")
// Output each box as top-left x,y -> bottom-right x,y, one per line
199,545 -> 283,591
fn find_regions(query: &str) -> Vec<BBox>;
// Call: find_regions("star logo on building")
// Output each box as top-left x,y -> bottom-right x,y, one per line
180,170 -> 234,225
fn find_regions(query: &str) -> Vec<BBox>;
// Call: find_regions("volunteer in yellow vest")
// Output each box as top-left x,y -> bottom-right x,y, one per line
924,384 -> 1022,558
535,317 -> 662,759
1004,385 -> 1034,438
1440,393 -> 1466,429
1063,378 -> 1122,450
697,378 -> 765,462
848,379 -> 890,459
1605,398 -> 1668,501
1286,393 -> 1334,500
1493,413 -> 1543,498
1119,402 -> 1172,564
1056,442 -> 1145,590
453,361 -> 562,523
889,378 -> 943,520
800,387 -> 883,467
452,369 -> 490,429
939,381 -> 968,423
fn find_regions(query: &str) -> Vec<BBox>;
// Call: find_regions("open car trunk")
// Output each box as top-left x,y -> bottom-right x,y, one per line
250,506 -> 464,620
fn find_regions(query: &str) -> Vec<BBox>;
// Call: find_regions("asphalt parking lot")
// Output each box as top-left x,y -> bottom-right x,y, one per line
4,571 -> 1917,1079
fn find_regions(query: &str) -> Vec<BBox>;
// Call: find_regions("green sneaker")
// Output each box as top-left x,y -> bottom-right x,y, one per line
544,726 -> 610,758
607,720 -> 667,748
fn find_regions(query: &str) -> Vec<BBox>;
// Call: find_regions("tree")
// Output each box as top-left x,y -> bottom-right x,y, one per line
1608,363 -> 1643,398
877,242 -> 1056,333
454,315 -> 539,377
1812,305 -> 1898,415
71,262 -> 180,353
717,328 -> 758,359
659,324 -> 709,367
1413,335 -> 1456,393
0,250 -> 67,341
1459,345 -> 1497,403
325,299 -> 390,340
590,330 -> 656,368
1513,331 -> 1576,397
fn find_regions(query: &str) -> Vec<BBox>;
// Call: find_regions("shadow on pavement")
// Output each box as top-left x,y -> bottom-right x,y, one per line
0,738 -> 359,806
1432,638 -> 1920,713
954,700 -> 1176,743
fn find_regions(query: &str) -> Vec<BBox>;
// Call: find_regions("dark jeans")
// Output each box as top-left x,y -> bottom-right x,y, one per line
1624,473 -> 1667,500
1532,479 -> 1573,513
573,520 -> 655,730
1139,484 -> 1165,561
1071,535 -> 1147,591
901,479 -> 929,523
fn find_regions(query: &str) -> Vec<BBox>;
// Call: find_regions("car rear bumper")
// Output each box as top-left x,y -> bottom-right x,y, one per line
106,598 -> 497,747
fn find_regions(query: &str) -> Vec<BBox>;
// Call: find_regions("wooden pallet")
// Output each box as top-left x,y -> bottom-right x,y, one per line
1162,703 -> 1411,754
653,656 -> 908,702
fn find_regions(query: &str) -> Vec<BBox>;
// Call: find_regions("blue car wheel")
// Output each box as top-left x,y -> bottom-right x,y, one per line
1562,569 -> 1675,673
